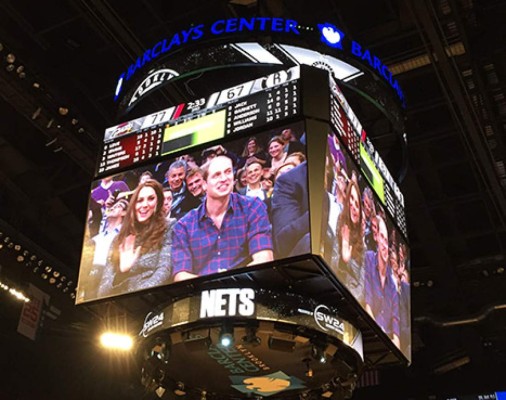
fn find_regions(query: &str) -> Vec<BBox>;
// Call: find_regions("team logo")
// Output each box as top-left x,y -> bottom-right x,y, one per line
314,304 -> 345,335
139,311 -> 165,338
318,23 -> 345,50
230,371 -> 306,397
128,68 -> 179,107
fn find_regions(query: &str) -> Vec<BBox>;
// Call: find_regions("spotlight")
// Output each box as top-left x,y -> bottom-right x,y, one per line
7,242 -> 13,249
18,71 -> 26,79
71,118 -> 78,125
3,236 -> 10,243
6,53 -> 15,63
312,345 -> 328,364
41,273 -> 48,279
56,282 -> 63,289
30,255 -> 37,261
37,259 -> 43,267
49,277 -> 56,284
100,332 -> 134,351
16,65 -> 24,73
67,280 -> 73,287
5,64 -> 15,72
22,250 -> 29,257
62,287 -> 69,293
32,266 -> 39,273
219,326 -> 234,348
60,275 -> 67,282
44,266 -> 52,273
70,292 -> 76,299
78,127 -> 85,133
16,255 -> 24,263
33,82 -> 40,89
14,244 -> 21,251
58,107 -> 69,116
53,271 -> 60,278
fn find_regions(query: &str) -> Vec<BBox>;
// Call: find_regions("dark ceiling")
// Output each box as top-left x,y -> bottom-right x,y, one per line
0,0 -> 506,398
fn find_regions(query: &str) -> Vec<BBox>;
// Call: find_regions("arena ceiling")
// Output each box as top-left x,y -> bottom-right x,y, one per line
0,0 -> 505,398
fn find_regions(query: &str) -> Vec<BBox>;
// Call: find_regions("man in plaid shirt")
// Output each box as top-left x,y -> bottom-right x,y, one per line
171,155 -> 273,282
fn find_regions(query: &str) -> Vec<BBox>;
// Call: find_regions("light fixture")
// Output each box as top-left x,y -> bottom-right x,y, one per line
242,326 -> 261,346
311,344 -> 328,364
16,65 -> 24,73
14,244 -> 21,251
268,336 -> 296,352
183,334 -> 211,351
53,271 -> 60,278
16,255 -> 24,263
44,266 -> 52,273
58,107 -> 69,116
100,332 -> 134,351
49,277 -> 56,284
71,118 -> 78,125
6,53 -> 15,63
219,325 -> 234,348
18,71 -> 26,79
5,64 -> 15,72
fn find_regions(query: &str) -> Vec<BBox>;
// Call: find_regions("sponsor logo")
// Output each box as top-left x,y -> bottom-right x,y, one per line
139,311 -> 165,338
200,288 -> 255,318
314,304 -> 345,335
230,371 -> 306,397
318,23 -> 345,49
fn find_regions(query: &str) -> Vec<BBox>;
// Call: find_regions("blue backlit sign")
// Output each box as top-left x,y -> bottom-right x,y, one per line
114,17 -> 404,106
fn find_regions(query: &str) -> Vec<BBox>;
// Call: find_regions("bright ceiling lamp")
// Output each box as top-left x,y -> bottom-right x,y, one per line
100,332 -> 134,351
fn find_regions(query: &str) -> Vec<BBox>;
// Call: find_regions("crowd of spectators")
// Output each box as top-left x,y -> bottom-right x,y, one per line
78,123 -> 309,301
322,133 -> 410,356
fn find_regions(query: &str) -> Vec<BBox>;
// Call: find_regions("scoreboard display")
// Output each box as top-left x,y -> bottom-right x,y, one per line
329,77 -> 407,239
97,67 -> 300,176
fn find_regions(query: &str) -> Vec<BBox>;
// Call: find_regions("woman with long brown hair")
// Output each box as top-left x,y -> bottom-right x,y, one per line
98,179 -> 173,298
333,178 -> 365,304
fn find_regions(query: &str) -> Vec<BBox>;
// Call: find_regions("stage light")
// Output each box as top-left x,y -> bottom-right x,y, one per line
16,65 -> 24,73
5,64 -> 14,72
30,255 -> 36,261
7,242 -> 14,249
219,326 -> 234,348
49,277 -> 56,284
78,127 -> 85,133
16,255 -> 24,263
58,107 -> 69,116
18,71 -> 26,79
37,259 -> 43,266
33,82 -> 40,89
100,332 -> 134,351
56,282 -> 63,289
71,118 -> 78,125
312,345 -> 328,364
44,266 -> 52,273
41,273 -> 48,279
53,271 -> 60,278
6,53 -> 15,63
14,244 -> 21,251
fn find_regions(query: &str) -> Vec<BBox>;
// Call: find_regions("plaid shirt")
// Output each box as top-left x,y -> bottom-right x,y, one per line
172,192 -> 273,277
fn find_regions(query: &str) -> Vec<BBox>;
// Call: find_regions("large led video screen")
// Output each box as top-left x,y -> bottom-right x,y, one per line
321,131 -> 411,361
76,121 -> 309,304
